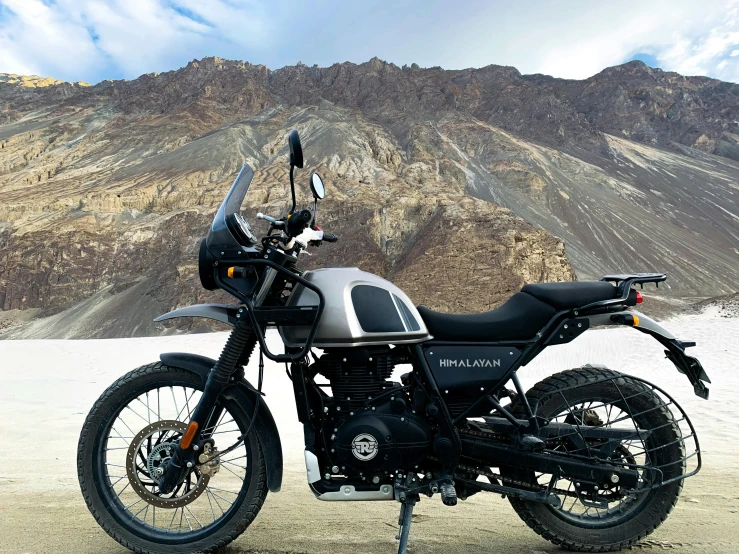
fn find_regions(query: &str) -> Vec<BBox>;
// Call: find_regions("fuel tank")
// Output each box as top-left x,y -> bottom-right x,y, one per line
279,268 -> 431,348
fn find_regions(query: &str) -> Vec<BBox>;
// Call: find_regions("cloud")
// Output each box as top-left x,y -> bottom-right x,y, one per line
1,0 -> 739,84
651,8 -> 739,82
0,0 -> 273,82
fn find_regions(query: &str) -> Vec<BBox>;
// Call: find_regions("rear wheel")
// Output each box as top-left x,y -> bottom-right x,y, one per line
505,366 -> 684,552
78,362 -> 267,554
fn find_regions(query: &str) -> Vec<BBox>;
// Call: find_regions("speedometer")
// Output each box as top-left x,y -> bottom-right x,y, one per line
226,212 -> 257,246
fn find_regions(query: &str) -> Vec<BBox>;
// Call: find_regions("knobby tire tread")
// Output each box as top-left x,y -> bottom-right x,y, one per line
507,365 -> 684,552
77,362 -> 268,554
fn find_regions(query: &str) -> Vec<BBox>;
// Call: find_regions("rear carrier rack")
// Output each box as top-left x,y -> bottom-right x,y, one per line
601,273 -> 667,289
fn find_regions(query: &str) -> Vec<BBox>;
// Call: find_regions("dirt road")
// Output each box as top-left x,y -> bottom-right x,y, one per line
2,462 -> 738,554
2,319 -> 738,553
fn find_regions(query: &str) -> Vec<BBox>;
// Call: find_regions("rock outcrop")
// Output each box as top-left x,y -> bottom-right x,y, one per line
1,57 -> 737,338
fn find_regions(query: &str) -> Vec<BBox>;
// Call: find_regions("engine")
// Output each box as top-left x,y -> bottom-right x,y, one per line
311,346 -> 432,477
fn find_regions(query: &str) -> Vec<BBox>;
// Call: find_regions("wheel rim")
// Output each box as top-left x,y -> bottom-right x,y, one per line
97,382 -> 253,540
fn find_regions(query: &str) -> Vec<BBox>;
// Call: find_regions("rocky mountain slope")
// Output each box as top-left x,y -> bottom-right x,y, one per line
0,57 -> 737,338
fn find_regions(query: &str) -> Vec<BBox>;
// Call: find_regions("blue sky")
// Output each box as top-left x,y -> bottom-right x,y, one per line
1,0 -> 739,84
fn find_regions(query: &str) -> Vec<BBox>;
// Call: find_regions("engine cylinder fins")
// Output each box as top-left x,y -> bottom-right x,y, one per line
314,346 -> 397,411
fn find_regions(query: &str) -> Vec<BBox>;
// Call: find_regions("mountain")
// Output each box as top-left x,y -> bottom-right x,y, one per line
0,57 -> 737,338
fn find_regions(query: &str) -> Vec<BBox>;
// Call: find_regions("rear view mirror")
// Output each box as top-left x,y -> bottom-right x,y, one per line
288,130 -> 303,169
310,172 -> 325,199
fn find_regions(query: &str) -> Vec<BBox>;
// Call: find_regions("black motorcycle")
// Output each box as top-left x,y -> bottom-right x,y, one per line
78,130 -> 710,553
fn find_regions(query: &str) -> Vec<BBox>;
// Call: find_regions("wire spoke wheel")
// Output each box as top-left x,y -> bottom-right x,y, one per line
503,366 -> 686,551
78,363 -> 267,553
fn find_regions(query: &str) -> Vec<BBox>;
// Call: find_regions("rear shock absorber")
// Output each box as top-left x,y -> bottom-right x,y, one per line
159,314 -> 257,493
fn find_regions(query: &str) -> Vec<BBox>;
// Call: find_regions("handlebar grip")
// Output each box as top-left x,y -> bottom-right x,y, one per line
323,233 -> 339,243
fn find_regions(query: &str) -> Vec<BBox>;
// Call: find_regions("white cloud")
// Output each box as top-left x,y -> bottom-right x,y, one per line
1,0 -> 739,84
0,0 -> 273,82
654,8 -> 739,82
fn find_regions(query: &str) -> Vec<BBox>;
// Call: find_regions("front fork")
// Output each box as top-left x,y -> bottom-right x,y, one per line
159,314 -> 257,493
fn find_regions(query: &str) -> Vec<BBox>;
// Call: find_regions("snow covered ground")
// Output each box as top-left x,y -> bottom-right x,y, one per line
0,315 -> 737,553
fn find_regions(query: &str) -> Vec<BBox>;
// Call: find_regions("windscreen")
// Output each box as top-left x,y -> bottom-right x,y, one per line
206,163 -> 255,250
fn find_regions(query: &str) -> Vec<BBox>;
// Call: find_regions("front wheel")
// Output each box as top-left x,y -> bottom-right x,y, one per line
505,366 -> 685,552
78,362 -> 267,554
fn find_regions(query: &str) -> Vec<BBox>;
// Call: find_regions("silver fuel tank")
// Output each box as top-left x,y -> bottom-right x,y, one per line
279,268 -> 431,348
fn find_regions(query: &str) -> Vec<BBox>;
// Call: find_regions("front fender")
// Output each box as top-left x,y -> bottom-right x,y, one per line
154,304 -> 238,326
160,352 -> 283,492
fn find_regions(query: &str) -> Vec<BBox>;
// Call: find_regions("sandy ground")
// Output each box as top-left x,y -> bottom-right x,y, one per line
1,317 -> 738,554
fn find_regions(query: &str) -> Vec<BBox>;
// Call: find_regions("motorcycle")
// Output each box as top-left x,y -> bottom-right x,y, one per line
78,130 -> 711,554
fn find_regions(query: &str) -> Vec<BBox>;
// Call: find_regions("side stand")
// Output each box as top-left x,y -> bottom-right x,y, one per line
396,495 -> 418,554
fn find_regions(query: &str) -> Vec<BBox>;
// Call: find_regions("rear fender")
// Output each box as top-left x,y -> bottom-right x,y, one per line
160,352 -> 283,492
588,310 -> 711,399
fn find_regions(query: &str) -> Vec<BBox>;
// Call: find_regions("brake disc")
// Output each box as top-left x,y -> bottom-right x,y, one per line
125,420 -> 210,509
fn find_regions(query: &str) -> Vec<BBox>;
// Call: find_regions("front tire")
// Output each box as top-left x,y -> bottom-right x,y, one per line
506,366 -> 685,552
78,362 -> 267,554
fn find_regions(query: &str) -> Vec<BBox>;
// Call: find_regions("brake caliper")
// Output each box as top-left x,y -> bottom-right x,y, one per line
198,441 -> 221,477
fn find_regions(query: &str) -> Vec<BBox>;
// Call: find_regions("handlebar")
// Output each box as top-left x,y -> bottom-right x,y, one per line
256,212 -> 278,224
322,233 -> 339,243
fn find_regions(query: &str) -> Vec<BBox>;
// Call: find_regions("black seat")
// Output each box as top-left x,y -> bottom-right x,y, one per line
417,292 -> 556,342
521,281 -> 617,310
417,281 -> 619,342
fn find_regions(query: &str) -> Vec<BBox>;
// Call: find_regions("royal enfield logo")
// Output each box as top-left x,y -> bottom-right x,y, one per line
439,358 -> 501,368
351,433 -> 378,461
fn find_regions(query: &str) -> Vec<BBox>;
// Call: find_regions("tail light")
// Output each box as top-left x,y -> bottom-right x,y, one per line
636,291 -> 643,304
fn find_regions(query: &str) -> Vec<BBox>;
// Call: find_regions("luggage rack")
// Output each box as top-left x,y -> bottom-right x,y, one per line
601,272 -> 667,289
578,273 -> 668,313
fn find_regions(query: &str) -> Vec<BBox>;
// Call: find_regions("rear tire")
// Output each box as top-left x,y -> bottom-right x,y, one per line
506,366 -> 684,552
78,362 -> 268,554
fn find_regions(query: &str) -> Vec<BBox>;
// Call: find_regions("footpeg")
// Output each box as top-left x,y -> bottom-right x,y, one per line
440,481 -> 457,506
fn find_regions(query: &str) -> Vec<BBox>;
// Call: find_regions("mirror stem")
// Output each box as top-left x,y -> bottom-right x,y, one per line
311,198 -> 318,225
289,164 -> 297,213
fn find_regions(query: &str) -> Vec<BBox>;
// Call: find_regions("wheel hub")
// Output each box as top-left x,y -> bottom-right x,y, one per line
147,441 -> 176,483
125,420 -> 210,509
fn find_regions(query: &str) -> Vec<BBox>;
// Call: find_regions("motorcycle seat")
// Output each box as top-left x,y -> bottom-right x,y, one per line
521,281 -> 617,310
417,292 -> 556,342
417,281 -> 618,342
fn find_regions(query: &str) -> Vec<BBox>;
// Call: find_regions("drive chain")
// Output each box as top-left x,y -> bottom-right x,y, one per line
456,426 -> 578,498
